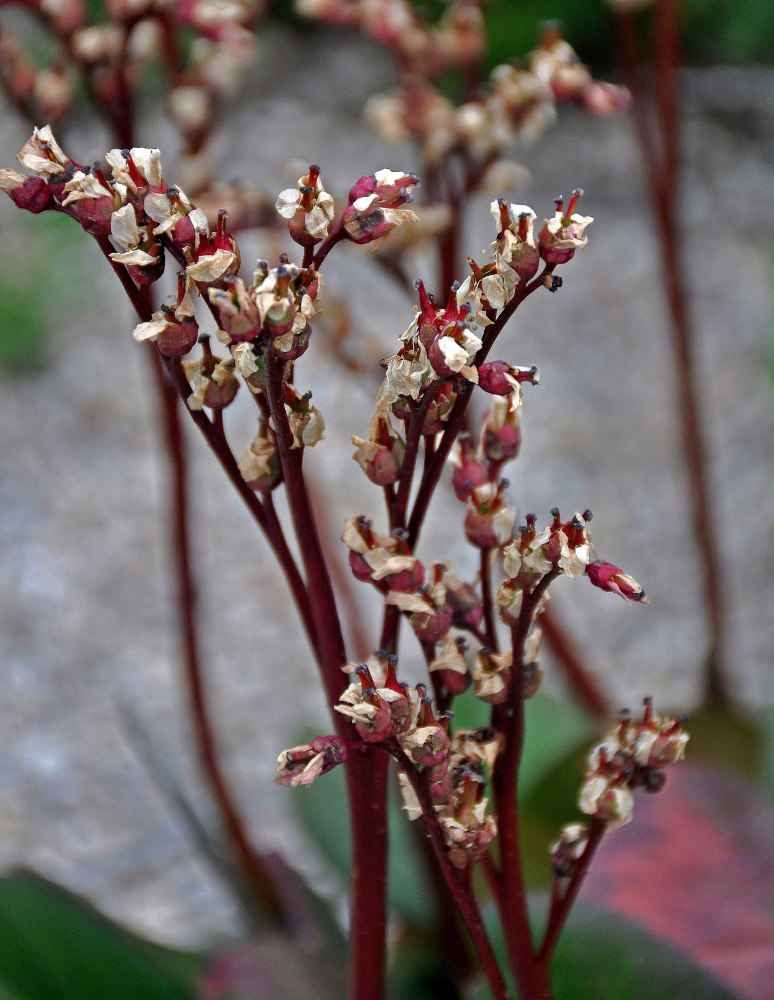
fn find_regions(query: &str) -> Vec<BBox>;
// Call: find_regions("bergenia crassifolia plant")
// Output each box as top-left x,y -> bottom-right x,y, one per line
0,2 -> 689,999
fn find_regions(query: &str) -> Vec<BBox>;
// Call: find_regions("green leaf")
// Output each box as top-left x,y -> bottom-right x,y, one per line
0,212 -> 90,372
0,871 -> 200,1000
547,900 -> 743,1000
686,704 -> 764,778
519,693 -> 595,803
474,898 -> 741,1000
752,703 -> 774,800
292,750 -> 436,928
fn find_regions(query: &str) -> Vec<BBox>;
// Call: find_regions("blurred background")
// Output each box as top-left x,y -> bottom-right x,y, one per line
0,1 -> 772,998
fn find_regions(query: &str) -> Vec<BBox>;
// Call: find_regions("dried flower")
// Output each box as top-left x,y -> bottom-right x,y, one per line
274,736 -> 349,787
538,190 -> 593,266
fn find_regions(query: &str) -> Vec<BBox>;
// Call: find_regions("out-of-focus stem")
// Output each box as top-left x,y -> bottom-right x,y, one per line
145,341 -> 285,922
616,2 -> 727,705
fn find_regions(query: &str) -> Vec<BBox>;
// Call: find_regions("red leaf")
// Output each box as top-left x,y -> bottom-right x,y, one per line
584,763 -> 774,1000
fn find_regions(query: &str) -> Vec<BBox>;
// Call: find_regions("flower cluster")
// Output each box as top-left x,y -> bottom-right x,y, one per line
342,519 -> 475,654
276,653 -> 500,868
577,699 -> 688,831
1,0 -> 265,195
352,15 -> 629,183
548,701 -> 687,877
2,128 -> 422,475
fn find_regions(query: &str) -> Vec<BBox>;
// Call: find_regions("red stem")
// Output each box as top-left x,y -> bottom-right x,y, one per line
262,349 -> 388,1000
390,746 -> 511,1000
537,817 -> 606,964
490,574 -> 558,999
616,3 -> 727,705
480,547 -> 499,652
146,341 -> 285,921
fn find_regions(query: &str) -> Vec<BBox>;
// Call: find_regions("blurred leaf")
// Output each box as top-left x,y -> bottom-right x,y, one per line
0,212 -> 87,373
0,870 -> 200,1000
519,692 -> 595,803
451,689 -> 594,804
584,763 -> 774,999
475,897 -> 740,1000
198,934 -> 345,1000
292,746 -> 436,928
482,0 -> 613,72
686,704 -> 764,777
548,900 -> 742,1000
754,703 -> 774,800
387,930 -> 462,1000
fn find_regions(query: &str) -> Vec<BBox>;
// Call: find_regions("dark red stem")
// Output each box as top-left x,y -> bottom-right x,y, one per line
537,817 -> 606,964
616,3 -> 727,705
262,349 -> 388,1000
490,573 -> 558,999
480,547 -> 499,652
390,746 -> 511,1000
145,340 -> 285,921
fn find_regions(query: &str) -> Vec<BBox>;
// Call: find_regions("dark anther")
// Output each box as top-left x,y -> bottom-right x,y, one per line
551,506 -> 560,518
644,770 -> 666,793
583,509 -> 593,521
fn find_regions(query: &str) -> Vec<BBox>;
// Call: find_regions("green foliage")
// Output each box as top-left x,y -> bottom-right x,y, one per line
0,871 -> 201,1000
292,742 -> 437,928
474,898 -> 742,1000
753,703 -> 774,801
547,898 -> 742,1000
0,212 -> 86,372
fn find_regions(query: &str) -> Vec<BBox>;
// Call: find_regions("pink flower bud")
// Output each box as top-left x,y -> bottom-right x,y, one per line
3,174 -> 54,213
483,422 -> 521,463
452,439 -> 489,501
479,361 -> 539,395
349,550 -> 374,582
127,242 -> 165,285
343,168 -> 418,244
348,168 -> 417,206
410,605 -> 453,644
586,560 -> 648,604
156,314 -> 199,357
